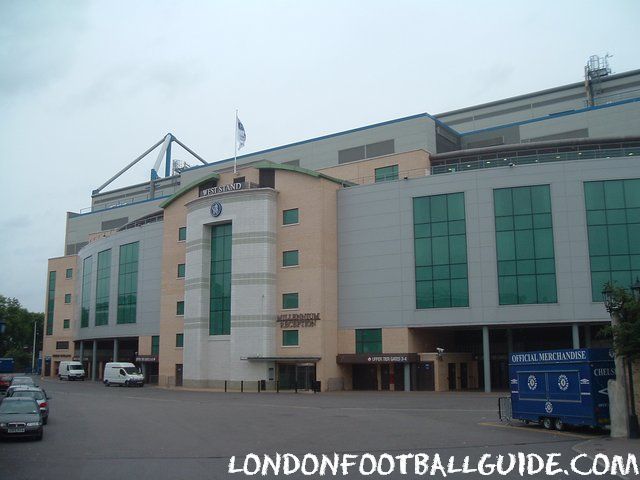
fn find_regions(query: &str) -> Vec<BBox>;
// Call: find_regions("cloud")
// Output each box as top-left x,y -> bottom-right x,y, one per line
0,1 -> 88,96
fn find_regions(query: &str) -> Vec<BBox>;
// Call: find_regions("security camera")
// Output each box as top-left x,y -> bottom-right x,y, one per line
436,347 -> 445,357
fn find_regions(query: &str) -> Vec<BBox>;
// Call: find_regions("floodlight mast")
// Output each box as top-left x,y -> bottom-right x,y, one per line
92,133 -> 208,196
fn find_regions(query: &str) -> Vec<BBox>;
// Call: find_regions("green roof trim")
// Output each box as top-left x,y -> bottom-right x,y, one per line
251,160 -> 357,187
159,172 -> 220,209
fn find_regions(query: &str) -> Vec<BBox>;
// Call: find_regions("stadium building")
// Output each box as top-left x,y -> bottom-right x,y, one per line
43,59 -> 640,392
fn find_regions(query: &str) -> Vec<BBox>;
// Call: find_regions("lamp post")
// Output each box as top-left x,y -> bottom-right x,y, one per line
31,320 -> 37,374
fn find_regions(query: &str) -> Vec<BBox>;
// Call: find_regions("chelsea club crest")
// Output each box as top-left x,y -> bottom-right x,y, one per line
210,202 -> 222,217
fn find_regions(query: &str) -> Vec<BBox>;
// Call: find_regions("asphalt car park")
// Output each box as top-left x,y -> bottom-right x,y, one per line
0,378 -> 636,479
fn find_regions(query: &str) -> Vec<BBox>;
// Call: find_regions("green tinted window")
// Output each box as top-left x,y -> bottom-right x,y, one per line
585,179 -> 640,300
81,257 -> 92,327
176,333 -> 184,348
63,319 -> 70,329
95,249 -> 111,326
117,242 -> 139,324
177,263 -> 186,278
374,165 -> 398,183
64,293 -> 71,304
65,268 -> 73,279
494,185 -> 557,305
283,250 -> 299,267
210,223 -> 232,335
176,301 -> 184,316
46,271 -> 56,335
283,208 -> 299,225
413,192 -> 468,308
151,335 -> 159,354
355,329 -> 382,354
282,293 -> 299,309
178,227 -> 186,241
282,330 -> 299,346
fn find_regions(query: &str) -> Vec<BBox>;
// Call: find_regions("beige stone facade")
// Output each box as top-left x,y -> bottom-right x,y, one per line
42,255 -> 78,377
319,150 -> 429,185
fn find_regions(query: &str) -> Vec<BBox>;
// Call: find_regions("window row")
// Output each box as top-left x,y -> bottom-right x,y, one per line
412,180 -> 640,308
151,334 -> 183,353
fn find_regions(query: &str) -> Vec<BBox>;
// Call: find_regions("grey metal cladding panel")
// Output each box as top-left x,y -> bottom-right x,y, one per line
338,156 -> 640,329
101,217 -> 129,230
75,222 -> 163,340
366,139 -> 395,158
179,116 -> 433,175
525,129 -> 589,142
520,103 -> 640,139
66,199 -> 164,246
462,125 -> 520,147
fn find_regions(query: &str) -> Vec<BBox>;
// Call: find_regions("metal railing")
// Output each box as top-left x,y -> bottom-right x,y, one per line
431,146 -> 639,175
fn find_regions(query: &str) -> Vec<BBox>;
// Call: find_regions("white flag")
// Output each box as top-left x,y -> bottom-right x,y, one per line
236,117 -> 246,150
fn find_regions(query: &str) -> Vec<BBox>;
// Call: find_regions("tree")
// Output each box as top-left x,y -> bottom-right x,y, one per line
0,295 -> 44,371
601,283 -> 640,361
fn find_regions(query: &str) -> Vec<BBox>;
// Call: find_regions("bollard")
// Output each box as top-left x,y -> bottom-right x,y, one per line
225,380 -> 227,393
276,380 -> 279,393
295,381 -> 298,394
241,380 -> 244,393
258,381 -> 260,393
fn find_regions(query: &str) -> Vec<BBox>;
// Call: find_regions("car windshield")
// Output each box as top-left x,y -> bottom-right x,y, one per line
12,391 -> 45,401
11,377 -> 34,385
0,401 -> 38,414
123,367 -> 139,374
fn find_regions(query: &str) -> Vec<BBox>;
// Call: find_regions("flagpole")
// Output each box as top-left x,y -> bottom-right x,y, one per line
234,109 -> 238,174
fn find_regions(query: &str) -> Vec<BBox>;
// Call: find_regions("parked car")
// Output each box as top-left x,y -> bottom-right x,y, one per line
103,362 -> 144,387
10,376 -> 35,387
0,397 -> 43,441
6,377 -> 36,397
6,387 -> 50,424
58,361 -> 85,381
0,375 -> 13,394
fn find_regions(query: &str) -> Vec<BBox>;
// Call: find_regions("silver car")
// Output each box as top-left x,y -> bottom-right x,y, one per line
6,387 -> 50,424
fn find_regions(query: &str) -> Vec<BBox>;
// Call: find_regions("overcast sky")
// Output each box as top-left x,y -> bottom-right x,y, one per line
1,0 -> 638,311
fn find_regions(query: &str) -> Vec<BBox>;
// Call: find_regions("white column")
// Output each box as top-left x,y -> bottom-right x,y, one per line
572,324 -> 580,349
483,326 -> 491,393
91,340 -> 97,381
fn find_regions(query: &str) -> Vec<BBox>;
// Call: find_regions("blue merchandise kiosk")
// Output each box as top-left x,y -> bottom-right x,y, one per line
509,348 -> 615,430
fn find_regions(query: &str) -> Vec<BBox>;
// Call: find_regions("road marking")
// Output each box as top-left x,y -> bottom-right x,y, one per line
478,421 -> 594,439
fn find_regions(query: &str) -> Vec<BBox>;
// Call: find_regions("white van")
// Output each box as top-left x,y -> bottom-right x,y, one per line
103,362 -> 144,387
58,361 -> 85,381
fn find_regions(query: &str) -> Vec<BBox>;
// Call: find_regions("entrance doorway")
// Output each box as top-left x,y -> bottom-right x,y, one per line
460,362 -> 468,389
352,364 -> 378,390
175,364 -> 183,387
413,362 -> 435,391
278,364 -> 316,390
448,363 -> 457,390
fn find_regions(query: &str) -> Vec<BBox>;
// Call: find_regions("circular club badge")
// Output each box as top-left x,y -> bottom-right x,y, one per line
527,375 -> 537,390
210,202 -> 222,217
545,401 -> 553,414
558,374 -> 569,391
